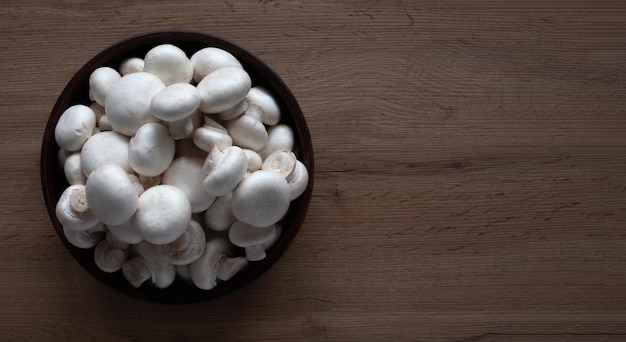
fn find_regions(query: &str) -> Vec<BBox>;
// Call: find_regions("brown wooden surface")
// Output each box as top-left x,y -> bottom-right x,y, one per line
2,1 -> 626,340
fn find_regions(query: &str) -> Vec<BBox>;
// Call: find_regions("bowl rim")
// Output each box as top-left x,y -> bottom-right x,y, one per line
40,30 -> 314,304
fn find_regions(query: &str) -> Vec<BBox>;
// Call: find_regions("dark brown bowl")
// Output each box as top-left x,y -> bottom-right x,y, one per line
40,31 -> 314,304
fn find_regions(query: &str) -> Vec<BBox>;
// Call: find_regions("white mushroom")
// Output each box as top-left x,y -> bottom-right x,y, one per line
63,152 -> 87,185
225,113 -> 268,151
150,83 -> 201,123
167,110 -> 203,140
97,114 -> 112,131
126,174 -> 145,196
156,220 -> 206,265
287,160 -> 309,200
94,239 -> 129,273
55,184 -> 99,231
122,241 -> 176,289
242,149 -> 262,173
105,229 -> 130,250
215,100 -> 248,121
105,72 -> 165,136
190,237 -> 248,290
201,146 -> 248,197
119,57 -> 144,75
143,44 -> 193,86
89,67 -> 121,107
63,223 -> 105,249
85,164 -> 139,226
80,131 -> 131,176
231,170 -> 291,227
203,192 -> 235,232
244,87 -> 280,126
133,185 -> 191,245
192,117 -> 232,152
258,124 -> 294,160
106,219 -> 143,245
89,102 -> 106,123
228,221 -> 277,261
54,104 -> 96,152
196,66 -> 251,113
261,149 -> 297,178
190,47 -> 243,83
162,157 -> 216,213
128,123 -> 175,177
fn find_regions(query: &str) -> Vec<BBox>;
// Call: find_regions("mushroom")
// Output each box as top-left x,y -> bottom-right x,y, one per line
243,149 -> 262,173
89,67 -> 121,107
228,221 -> 277,261
225,113 -> 268,151
119,57 -> 144,75
105,229 -> 130,250
106,219 -> 143,245
97,114 -> 112,131
63,152 -> 87,185
143,44 -> 193,86
201,146 -> 247,197
89,102 -> 106,124
244,87 -> 280,126
63,223 -> 105,249
156,220 -> 206,265
54,104 -> 96,152
167,110 -> 203,140
190,47 -> 243,83
192,117 -> 232,152
162,157 -> 216,213
105,72 -> 165,136
55,184 -> 99,231
190,237 -> 248,290
261,149 -> 309,200
80,131 -> 131,176
85,164 -> 139,226
258,124 -> 294,160
196,66 -> 251,114
128,123 -> 175,177
231,170 -> 291,227
150,83 -> 201,122
133,185 -> 192,245
215,100 -> 248,121
122,241 -> 176,289
94,239 -> 129,273
126,174 -> 146,196
203,192 -> 235,232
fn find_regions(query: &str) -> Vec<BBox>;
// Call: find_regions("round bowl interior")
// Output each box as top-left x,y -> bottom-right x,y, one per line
40,31 -> 314,304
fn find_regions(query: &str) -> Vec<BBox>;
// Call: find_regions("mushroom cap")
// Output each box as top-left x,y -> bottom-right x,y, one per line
89,67 -> 121,107
245,87 -> 281,126
128,123 -> 175,177
80,131 -> 131,176
225,114 -> 268,151
54,104 -> 96,152
156,220 -> 206,265
231,170 -> 291,227
190,237 -> 233,290
85,164 -> 139,226
55,184 -> 99,231
167,110 -> 203,140
190,47 -> 243,83
162,157 -> 216,213
287,160 -> 310,201
192,117 -> 233,152
196,66 -> 251,113
203,192 -> 235,232
150,83 -> 201,122
242,149 -> 262,173
106,219 -> 144,245
258,124 -> 294,160
228,221 -> 276,248
63,225 -> 105,249
105,72 -> 165,136
119,57 -> 144,75
63,152 -> 87,185
215,100 -> 248,121
143,44 -> 193,86
133,185 -> 192,245
201,146 -> 248,197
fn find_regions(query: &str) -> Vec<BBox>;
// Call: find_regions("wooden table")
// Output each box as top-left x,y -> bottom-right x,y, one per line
3,1 -> 626,340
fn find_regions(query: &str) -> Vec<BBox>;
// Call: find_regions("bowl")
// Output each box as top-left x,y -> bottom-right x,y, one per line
40,31 -> 314,304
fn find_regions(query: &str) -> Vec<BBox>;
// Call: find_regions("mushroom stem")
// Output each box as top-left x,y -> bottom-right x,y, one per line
122,257 -> 153,288
68,188 -> 90,215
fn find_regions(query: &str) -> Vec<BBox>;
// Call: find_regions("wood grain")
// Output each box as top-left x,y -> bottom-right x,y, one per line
2,0 -> 626,340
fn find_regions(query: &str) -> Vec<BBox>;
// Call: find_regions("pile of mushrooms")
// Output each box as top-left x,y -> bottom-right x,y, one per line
54,44 -> 309,290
